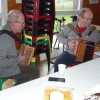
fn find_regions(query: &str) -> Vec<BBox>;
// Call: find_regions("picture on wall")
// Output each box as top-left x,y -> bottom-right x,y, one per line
89,0 -> 99,4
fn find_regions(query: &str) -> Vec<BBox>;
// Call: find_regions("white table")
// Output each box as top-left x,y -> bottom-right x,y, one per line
0,58 -> 100,100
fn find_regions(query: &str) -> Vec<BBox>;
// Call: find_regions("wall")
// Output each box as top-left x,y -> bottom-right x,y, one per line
83,0 -> 100,25
8,0 -> 22,11
8,0 -> 22,50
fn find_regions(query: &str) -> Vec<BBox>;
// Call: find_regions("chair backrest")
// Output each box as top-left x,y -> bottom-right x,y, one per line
70,16 -> 77,22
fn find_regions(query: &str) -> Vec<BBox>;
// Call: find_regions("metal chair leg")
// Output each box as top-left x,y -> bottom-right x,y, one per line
53,38 -> 58,49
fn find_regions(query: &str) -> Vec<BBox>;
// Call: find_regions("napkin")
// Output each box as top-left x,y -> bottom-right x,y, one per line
90,84 -> 100,94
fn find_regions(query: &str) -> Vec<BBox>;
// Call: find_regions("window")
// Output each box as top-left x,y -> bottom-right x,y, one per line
55,0 -> 83,15
0,0 -> 1,13
0,0 -> 7,26
55,0 -> 83,23
54,0 -> 83,32
55,0 -> 73,10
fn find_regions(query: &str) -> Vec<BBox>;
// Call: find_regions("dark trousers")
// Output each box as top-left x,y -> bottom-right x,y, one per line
3,65 -> 40,85
54,51 -> 81,72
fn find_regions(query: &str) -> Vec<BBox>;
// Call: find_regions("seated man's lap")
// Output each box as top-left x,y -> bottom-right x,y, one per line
54,51 -> 80,72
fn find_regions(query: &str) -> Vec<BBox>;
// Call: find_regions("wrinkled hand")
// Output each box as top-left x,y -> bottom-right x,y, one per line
67,40 -> 77,52
18,54 -> 26,63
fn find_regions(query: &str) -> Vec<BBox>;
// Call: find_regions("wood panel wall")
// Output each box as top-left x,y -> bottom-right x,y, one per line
8,0 -> 22,12
83,0 -> 100,25
8,0 -> 22,50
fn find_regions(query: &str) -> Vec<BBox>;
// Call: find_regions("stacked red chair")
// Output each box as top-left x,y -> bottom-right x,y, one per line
22,0 -> 55,72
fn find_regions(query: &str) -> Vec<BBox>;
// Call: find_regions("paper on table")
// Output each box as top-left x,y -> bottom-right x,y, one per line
90,84 -> 100,94
77,84 -> 100,100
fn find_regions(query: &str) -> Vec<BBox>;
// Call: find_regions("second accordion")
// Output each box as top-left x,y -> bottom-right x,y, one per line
74,40 -> 100,62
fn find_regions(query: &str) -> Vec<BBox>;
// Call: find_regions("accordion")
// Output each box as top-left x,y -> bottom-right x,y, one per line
0,30 -> 35,65
67,23 -> 100,62
19,44 -> 35,65
74,40 -> 100,62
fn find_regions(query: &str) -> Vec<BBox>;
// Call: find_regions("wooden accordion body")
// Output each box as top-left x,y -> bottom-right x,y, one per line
19,44 -> 35,65
67,23 -> 100,62
74,40 -> 100,62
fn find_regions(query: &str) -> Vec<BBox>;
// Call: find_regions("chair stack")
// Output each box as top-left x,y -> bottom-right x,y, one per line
22,0 -> 55,72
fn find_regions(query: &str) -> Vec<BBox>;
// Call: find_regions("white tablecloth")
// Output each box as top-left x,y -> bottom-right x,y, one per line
0,58 -> 100,100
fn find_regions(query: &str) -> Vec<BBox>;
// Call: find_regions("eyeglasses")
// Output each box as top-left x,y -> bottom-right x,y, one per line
15,21 -> 25,25
81,16 -> 93,21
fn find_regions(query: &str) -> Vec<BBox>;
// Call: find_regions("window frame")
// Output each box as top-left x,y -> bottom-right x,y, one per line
56,0 -> 83,15
0,0 -> 7,18
0,0 -> 7,26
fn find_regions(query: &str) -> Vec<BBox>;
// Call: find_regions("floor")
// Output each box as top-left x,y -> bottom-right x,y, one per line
2,35 -> 64,90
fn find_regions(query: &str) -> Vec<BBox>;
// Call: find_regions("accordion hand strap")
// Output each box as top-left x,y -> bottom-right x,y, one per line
0,30 -> 24,44
85,26 -> 96,39
67,23 -> 82,37
67,23 -> 96,39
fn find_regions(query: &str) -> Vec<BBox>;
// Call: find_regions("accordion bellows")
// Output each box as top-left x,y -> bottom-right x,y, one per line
74,40 -> 100,62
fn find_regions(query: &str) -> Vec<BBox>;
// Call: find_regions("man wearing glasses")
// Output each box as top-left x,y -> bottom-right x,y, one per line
54,8 -> 100,72
0,10 -> 40,85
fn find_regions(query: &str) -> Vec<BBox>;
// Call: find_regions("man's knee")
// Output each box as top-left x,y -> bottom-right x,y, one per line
31,67 -> 40,78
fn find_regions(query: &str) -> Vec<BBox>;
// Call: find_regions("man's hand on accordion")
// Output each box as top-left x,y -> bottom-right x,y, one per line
18,54 -> 26,63
67,40 -> 78,53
